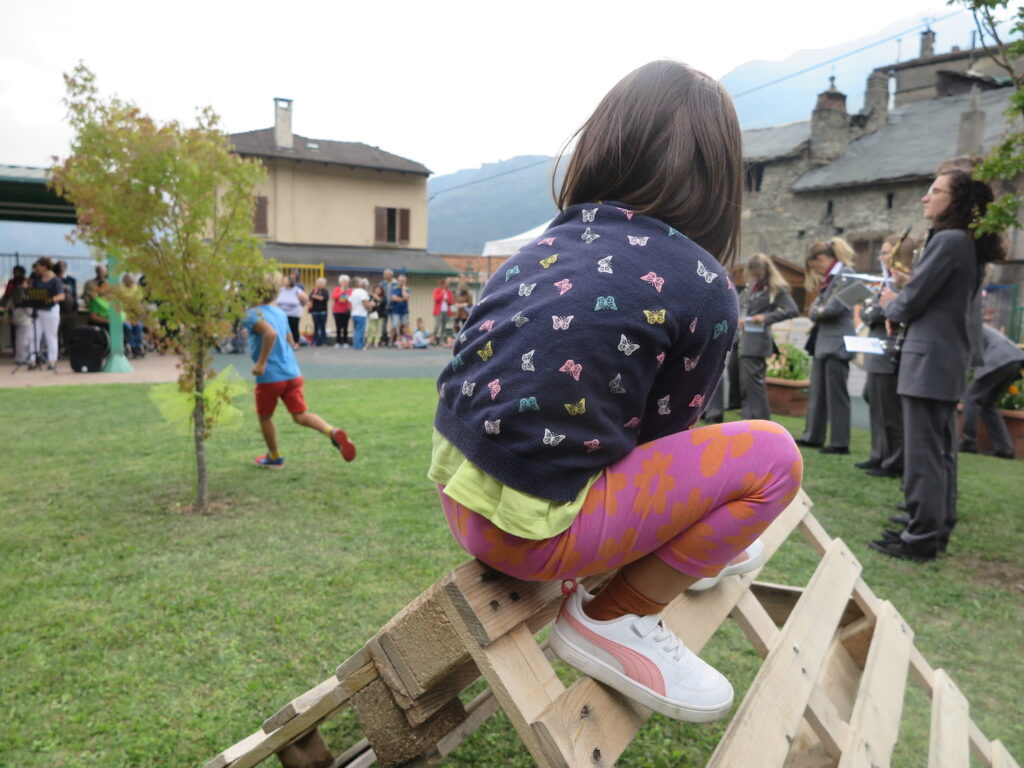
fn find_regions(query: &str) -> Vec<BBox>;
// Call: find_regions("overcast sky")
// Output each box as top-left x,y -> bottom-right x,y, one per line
1,1 -> 972,176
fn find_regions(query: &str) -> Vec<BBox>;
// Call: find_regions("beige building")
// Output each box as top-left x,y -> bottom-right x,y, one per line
230,99 -> 455,335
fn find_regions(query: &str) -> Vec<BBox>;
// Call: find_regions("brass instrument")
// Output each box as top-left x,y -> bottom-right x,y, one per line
888,225 -> 914,276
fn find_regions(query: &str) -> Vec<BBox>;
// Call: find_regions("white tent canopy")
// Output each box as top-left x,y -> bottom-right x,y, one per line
481,219 -> 553,258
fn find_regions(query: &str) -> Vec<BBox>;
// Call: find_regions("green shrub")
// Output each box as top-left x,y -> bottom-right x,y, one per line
766,342 -> 811,381
995,377 -> 1024,411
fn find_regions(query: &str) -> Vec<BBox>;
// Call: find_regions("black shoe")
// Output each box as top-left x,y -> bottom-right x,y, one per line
993,451 -> 1015,460
895,502 -> 909,512
890,512 -> 910,526
958,442 -> 978,454
881,528 -> 948,552
855,459 -> 882,470
865,466 -> 901,478
794,438 -> 823,448
868,537 -> 938,562
819,446 -> 850,455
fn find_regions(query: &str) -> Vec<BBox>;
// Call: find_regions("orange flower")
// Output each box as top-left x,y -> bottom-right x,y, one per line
1009,385 -> 1020,396
481,526 -> 530,569
657,487 -> 715,540
633,451 -> 676,517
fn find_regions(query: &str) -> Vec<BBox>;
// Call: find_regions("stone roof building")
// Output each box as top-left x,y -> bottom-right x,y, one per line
740,29 -> 1022,305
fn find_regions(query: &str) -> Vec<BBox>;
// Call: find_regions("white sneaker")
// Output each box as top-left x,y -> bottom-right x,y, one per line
549,583 -> 733,722
688,539 -> 765,592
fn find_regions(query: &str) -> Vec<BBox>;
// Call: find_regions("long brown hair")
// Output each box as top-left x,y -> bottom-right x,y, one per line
934,170 -> 1006,264
554,60 -> 743,265
745,253 -> 789,302
804,237 -> 854,292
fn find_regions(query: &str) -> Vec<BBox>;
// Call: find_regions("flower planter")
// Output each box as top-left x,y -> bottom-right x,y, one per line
956,406 -> 1024,459
766,377 -> 810,418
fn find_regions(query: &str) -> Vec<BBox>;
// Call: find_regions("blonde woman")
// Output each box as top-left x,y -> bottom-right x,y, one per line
796,237 -> 856,454
738,254 -> 798,419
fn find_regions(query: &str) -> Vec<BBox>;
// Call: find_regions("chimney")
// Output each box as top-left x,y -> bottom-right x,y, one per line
862,70 -> 889,134
274,97 -> 293,150
810,77 -> 850,162
920,28 -> 936,59
956,86 -> 985,156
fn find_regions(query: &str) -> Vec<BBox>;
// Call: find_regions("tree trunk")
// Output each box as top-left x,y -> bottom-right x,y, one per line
193,348 -> 208,513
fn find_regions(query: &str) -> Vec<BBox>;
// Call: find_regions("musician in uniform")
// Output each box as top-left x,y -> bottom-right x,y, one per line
737,253 -> 798,419
872,169 -> 1004,562
959,324 -> 1024,459
796,238 -> 856,454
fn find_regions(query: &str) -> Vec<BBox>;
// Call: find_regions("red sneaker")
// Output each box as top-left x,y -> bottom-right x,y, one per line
330,428 -> 356,462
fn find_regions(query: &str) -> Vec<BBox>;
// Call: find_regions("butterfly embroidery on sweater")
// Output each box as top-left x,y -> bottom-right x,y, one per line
696,260 -> 718,284
459,333 -> 467,343
667,226 -> 683,237
552,315 -> 575,330
582,207 -> 597,222
627,235 -> 649,246
543,428 -> 566,446
584,439 -> 601,453
478,320 -> 495,332
564,398 -> 586,415
539,254 -> 558,269
684,355 -> 700,371
519,396 -> 540,412
689,317 -> 698,333
451,354 -> 465,371
537,237 -> 556,246
618,334 -> 639,356
643,309 -> 666,324
521,350 -> 535,371
559,359 -> 582,381
597,255 -> 613,274
487,379 -> 501,399
657,395 -> 671,415
713,320 -> 728,339
640,271 -> 664,292
594,296 -> 617,311
461,381 -> 475,396
484,419 -> 501,435
615,207 -> 634,220
690,394 -> 705,408
477,341 -> 494,361
553,279 -> 573,295
656,352 -> 666,366
581,227 -> 600,244
609,373 -> 626,394
518,282 -> 537,296
505,265 -> 520,282
511,311 -> 529,328
623,416 -> 640,429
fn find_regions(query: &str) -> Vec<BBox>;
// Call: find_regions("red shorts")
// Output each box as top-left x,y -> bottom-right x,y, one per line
254,377 -> 307,418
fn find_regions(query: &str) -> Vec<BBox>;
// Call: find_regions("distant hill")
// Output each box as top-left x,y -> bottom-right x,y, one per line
428,11 -> 983,255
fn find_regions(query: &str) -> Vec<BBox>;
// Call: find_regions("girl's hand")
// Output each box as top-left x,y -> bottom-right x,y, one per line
751,314 -> 765,323
252,362 -> 266,376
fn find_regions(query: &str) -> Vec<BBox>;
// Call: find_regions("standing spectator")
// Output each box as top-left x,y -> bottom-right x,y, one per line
54,260 -> 79,355
28,257 -> 66,370
453,281 -> 473,334
388,273 -> 410,346
332,274 -> 352,348
431,278 -> 454,345
82,264 -> 107,307
377,268 -> 397,346
3,266 -> 30,365
959,324 -> 1024,459
365,283 -> 386,348
276,274 -> 307,343
309,277 -> 329,347
349,277 -> 371,350
119,273 -> 146,358
289,268 -> 306,293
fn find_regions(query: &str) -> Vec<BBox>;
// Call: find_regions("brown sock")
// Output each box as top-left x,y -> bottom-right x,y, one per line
584,570 -> 668,621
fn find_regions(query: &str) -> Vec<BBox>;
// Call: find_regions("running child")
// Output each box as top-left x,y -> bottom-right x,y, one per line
429,60 -> 803,723
245,272 -> 356,468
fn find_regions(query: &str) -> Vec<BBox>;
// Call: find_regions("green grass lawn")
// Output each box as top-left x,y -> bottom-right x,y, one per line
1,379 -> 1021,767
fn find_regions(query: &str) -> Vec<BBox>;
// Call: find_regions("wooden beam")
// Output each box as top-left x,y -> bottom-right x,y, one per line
991,740 -> 1022,768
928,669 -> 970,768
276,729 -> 333,768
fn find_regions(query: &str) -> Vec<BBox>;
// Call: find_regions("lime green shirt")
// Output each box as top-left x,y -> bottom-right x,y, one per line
428,429 -> 599,540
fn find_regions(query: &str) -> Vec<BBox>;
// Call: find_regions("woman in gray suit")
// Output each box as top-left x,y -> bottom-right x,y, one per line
796,238 -> 856,454
738,253 -> 798,420
872,169 -> 1005,562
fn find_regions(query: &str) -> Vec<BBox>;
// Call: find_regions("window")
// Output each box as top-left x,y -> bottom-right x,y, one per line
253,196 -> 268,236
826,200 -> 834,217
375,207 -> 411,245
886,192 -> 894,210
744,162 -> 765,193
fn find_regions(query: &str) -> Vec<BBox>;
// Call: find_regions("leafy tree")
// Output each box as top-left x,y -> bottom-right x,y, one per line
951,1 -> 1024,236
50,64 -> 269,513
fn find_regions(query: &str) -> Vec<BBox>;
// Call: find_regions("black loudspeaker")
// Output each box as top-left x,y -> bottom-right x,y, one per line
69,326 -> 109,373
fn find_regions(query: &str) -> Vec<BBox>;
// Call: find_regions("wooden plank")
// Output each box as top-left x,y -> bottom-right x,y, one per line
991,740 -> 1022,768
837,616 -> 874,669
330,738 -> 371,768
706,538 -> 862,768
385,656 -> 481,727
264,677 -> 348,734
838,601 -> 914,768
928,669 -> 970,768
970,722 -> 994,765
910,645 -> 935,694
203,730 -> 268,768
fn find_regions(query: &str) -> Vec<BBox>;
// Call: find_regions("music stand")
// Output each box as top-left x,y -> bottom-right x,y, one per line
11,289 -> 58,374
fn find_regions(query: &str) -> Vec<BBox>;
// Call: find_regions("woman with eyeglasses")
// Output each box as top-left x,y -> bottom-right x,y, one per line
871,169 -> 1005,562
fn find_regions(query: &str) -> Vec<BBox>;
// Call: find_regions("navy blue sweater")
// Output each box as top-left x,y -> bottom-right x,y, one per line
434,202 -> 738,501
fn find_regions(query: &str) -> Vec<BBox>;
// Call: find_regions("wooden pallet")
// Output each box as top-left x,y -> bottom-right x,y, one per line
203,490 -> 1021,768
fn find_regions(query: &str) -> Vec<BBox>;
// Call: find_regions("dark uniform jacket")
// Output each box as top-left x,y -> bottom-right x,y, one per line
737,284 -> 798,358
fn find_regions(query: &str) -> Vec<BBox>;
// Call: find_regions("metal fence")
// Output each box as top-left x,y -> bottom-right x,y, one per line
0,253 -> 103,292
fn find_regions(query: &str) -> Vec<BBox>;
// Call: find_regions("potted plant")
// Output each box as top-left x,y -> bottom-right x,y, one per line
966,376 -> 1024,458
765,342 -> 812,417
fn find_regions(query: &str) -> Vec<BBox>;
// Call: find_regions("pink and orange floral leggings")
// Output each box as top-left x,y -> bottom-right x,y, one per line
439,420 -> 803,582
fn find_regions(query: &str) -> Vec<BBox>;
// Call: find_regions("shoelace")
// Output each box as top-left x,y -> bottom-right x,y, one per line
647,619 -> 687,664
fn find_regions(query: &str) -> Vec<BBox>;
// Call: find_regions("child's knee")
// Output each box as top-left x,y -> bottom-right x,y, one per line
760,423 -> 804,492
290,410 -> 308,423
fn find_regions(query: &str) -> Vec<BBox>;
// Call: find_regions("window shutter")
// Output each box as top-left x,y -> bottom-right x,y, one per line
253,196 -> 268,235
398,208 -> 410,245
374,207 -> 387,243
